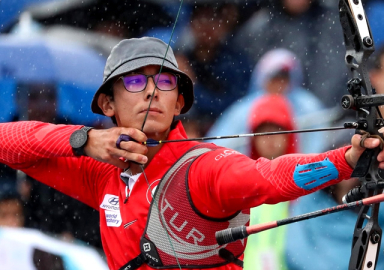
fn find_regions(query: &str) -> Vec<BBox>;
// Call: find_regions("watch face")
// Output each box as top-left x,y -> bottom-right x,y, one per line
70,130 -> 87,148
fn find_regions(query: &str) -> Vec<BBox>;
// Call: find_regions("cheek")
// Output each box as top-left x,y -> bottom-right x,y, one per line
165,93 -> 181,111
114,92 -> 138,113
273,135 -> 288,148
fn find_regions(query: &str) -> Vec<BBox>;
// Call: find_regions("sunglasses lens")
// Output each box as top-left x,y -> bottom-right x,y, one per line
122,74 -> 147,92
155,73 -> 177,90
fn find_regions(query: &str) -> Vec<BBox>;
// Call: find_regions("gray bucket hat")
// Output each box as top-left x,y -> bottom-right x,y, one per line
91,37 -> 194,115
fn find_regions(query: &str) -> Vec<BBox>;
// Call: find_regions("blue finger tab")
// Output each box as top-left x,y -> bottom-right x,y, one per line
116,134 -> 134,149
293,158 -> 339,190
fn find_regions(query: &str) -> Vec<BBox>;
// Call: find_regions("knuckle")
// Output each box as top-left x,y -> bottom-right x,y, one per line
100,153 -> 110,161
142,146 -> 148,154
113,127 -> 122,136
125,128 -> 134,137
123,141 -> 134,150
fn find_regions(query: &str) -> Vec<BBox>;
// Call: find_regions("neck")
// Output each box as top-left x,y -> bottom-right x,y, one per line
129,125 -> 173,175
129,144 -> 163,175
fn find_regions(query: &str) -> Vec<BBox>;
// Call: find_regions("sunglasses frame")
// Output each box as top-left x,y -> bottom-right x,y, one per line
119,72 -> 180,93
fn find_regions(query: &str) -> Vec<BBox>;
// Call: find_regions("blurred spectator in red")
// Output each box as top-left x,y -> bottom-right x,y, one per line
244,94 -> 297,270
248,95 -> 298,160
234,0 -> 347,108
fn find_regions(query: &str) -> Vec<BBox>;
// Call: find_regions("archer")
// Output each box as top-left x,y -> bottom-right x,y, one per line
0,36 -> 383,270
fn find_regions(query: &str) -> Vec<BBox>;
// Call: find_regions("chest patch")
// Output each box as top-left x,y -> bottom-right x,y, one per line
100,194 -> 120,211
105,210 -> 122,227
100,194 -> 122,227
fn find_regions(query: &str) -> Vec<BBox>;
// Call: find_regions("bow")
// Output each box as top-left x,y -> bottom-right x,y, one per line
215,1 -> 384,270
339,0 -> 384,269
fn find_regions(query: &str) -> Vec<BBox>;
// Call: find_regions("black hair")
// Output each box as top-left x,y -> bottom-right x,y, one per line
0,191 -> 23,205
103,83 -> 117,126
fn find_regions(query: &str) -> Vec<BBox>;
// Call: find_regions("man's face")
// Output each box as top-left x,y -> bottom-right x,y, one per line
370,55 -> 384,94
0,199 -> 24,228
282,0 -> 311,16
265,74 -> 290,94
252,123 -> 289,159
107,65 -> 184,138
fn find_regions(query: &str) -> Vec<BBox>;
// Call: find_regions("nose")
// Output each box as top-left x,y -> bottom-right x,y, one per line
144,76 -> 159,100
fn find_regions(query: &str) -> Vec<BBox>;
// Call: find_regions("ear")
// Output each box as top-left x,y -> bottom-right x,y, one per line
98,93 -> 115,117
174,94 -> 185,116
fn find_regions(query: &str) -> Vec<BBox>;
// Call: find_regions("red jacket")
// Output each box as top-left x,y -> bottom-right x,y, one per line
0,121 -> 353,270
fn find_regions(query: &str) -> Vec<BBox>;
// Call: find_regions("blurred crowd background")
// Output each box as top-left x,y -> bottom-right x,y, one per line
1,0 -> 384,269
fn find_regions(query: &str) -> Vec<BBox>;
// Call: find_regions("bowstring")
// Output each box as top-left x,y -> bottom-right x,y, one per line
139,1 -> 184,269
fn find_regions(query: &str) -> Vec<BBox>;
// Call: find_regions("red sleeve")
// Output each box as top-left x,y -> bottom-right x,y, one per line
0,121 -> 111,209
188,146 -> 353,219
0,121 -> 78,164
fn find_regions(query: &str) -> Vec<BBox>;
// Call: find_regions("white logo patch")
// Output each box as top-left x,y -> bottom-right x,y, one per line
105,210 -> 122,227
100,194 -> 120,211
214,150 -> 240,161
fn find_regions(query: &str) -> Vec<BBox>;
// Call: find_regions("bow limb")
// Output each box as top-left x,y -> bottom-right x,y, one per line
339,0 -> 384,269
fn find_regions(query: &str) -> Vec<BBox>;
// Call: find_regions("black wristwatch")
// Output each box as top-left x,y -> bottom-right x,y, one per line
69,126 -> 93,156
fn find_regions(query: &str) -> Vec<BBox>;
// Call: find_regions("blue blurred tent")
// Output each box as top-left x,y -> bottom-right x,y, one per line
0,34 -> 108,125
0,0 -> 64,32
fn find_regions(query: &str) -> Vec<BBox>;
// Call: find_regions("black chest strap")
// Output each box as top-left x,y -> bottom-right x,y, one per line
119,253 -> 146,270
219,248 -> 244,268
119,249 -> 243,270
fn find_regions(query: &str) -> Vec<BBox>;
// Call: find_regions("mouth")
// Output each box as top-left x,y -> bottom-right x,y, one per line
139,108 -> 162,114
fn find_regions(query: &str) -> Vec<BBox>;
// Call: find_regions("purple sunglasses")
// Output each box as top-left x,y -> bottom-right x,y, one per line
119,72 -> 179,93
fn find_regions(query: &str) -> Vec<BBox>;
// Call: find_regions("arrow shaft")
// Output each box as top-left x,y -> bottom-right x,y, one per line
216,193 -> 384,245
145,126 -> 351,146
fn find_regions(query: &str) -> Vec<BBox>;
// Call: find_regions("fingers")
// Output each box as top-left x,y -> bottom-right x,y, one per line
114,147 -> 148,165
378,148 -> 384,165
119,128 -> 147,144
351,134 -> 380,149
86,127 -> 149,168
351,132 -> 384,169
361,137 -> 380,149
117,136 -> 148,154
107,158 -> 131,170
115,128 -> 148,165
347,134 -> 382,169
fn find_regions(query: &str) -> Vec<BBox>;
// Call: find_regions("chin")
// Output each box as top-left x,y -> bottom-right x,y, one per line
143,123 -> 171,138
